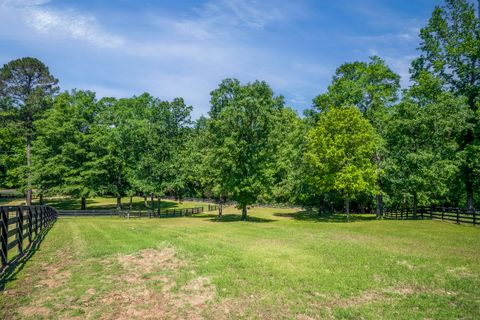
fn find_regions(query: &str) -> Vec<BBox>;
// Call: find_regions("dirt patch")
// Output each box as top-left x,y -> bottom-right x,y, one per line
17,306 -> 51,317
117,247 -> 185,274
93,248 -> 215,320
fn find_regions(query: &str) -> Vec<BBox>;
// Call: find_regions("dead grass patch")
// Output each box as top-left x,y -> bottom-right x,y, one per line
91,247 -> 215,320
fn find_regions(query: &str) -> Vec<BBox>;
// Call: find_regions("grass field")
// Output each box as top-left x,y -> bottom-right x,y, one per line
0,196 -> 209,211
1,206 -> 479,319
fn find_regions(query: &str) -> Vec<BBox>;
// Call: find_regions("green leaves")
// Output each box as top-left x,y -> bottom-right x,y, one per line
201,79 -> 284,214
306,106 -> 379,201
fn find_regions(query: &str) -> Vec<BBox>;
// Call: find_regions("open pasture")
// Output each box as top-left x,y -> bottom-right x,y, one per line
1,207 -> 479,319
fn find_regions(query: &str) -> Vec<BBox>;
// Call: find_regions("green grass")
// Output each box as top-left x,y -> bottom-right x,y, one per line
0,196 -> 209,210
1,207 -> 479,319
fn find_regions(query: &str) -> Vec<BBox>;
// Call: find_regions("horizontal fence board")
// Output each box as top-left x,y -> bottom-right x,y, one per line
7,239 -> 18,251
7,229 -> 17,238
384,206 -> 477,226
7,217 -> 18,225
58,205 -> 217,218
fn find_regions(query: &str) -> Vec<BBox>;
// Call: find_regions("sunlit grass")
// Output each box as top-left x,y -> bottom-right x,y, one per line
1,206 -> 479,319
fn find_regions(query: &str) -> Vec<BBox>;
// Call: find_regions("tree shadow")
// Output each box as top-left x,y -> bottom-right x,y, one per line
0,221 -> 56,290
273,210 -> 377,223
191,213 -> 276,223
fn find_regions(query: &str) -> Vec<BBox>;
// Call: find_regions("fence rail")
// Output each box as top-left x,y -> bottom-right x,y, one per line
384,206 -> 478,226
58,204 -> 218,218
0,205 -> 57,270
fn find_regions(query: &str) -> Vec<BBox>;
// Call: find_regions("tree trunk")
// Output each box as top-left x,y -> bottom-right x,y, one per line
241,204 -> 247,221
318,196 -> 322,216
218,199 -> 223,218
26,136 -> 32,206
116,196 -> 122,210
466,168 -> 474,210
39,193 -> 44,205
345,195 -> 350,222
150,194 -> 154,217
129,196 -> 133,211
81,197 -> 86,210
376,193 -> 383,218
144,195 -> 149,208
157,196 -> 161,216
412,194 -> 418,218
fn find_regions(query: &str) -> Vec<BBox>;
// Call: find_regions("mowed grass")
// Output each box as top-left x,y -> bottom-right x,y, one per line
1,207 -> 479,319
0,196 -> 208,210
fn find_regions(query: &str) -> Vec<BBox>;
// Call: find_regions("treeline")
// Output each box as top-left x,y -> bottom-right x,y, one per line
1,0 -> 479,219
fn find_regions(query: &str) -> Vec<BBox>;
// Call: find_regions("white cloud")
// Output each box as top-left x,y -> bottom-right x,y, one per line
0,0 -> 124,47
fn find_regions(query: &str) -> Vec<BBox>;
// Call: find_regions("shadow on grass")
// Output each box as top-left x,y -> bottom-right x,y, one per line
273,211 -> 377,223
0,221 -> 56,290
191,213 -> 276,223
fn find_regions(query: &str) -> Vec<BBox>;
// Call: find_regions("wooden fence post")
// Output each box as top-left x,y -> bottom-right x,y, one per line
473,208 -> 477,225
34,207 -> 39,235
17,207 -> 24,255
40,207 -> 44,231
456,208 -> 460,224
27,207 -> 33,243
442,207 -> 445,221
0,207 -> 8,268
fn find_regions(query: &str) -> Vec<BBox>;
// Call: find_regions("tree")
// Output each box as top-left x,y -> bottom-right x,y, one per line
267,107 -> 308,205
32,90 -> 101,209
384,72 -> 470,215
305,106 -> 378,219
204,79 -> 283,220
413,0 -> 480,208
312,56 -> 400,216
0,57 -> 59,205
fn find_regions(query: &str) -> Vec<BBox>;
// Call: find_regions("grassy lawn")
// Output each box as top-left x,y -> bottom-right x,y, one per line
1,207 -> 479,319
0,196 -> 209,211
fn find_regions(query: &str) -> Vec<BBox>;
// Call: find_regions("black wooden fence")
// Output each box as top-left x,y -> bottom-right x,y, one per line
0,205 -> 57,270
384,206 -> 478,226
57,204 -> 218,217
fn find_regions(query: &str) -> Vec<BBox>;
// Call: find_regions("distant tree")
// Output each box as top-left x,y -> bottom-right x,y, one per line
306,106 -> 378,219
268,107 -> 308,205
32,91 -> 101,209
413,0 -> 480,208
384,72 -> 469,215
313,56 -> 400,217
0,97 -> 23,188
91,97 -> 136,210
0,57 -> 58,204
204,79 -> 283,220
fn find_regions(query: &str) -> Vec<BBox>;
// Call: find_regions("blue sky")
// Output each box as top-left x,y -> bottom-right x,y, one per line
0,0 -> 444,118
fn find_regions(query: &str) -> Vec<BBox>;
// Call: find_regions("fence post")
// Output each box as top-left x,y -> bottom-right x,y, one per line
27,207 -> 33,243
40,207 -> 44,231
442,207 -> 445,221
456,208 -> 460,224
0,207 -> 8,268
17,207 -> 24,255
473,208 -> 476,225
34,207 -> 38,235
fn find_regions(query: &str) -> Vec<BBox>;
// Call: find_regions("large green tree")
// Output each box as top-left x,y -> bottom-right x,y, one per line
312,56 -> 400,216
32,90 -> 102,209
412,0 -> 480,208
0,57 -> 58,204
384,72 -> 470,214
306,106 -> 378,219
204,79 -> 283,220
